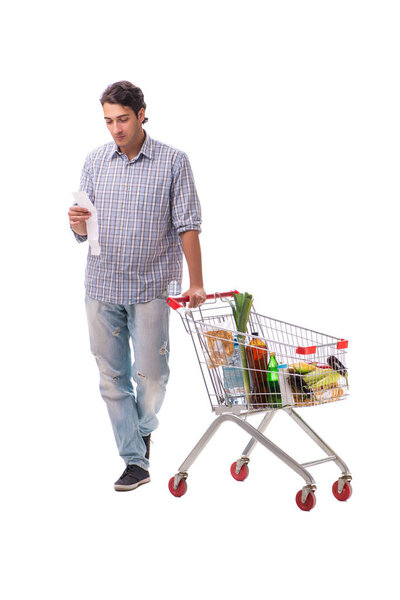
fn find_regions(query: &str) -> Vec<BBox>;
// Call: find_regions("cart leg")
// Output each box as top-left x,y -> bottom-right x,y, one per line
234,410 -> 275,473
173,414 -> 234,485
171,413 -> 317,491
285,408 -> 352,488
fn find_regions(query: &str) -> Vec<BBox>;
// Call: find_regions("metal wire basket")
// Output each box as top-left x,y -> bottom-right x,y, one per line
168,291 -> 349,413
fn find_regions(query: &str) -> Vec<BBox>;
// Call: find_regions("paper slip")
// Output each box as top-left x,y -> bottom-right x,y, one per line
72,191 -> 101,255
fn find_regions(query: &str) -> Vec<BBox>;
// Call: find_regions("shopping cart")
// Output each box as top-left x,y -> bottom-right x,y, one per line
166,291 -> 352,511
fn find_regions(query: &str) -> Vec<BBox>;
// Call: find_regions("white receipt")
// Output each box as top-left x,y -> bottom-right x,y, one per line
72,191 -> 101,255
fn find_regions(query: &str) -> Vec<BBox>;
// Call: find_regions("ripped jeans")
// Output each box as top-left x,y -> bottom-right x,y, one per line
85,294 -> 170,470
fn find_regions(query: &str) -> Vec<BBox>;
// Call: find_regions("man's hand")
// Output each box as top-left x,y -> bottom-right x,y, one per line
182,287 -> 207,309
68,206 -> 91,235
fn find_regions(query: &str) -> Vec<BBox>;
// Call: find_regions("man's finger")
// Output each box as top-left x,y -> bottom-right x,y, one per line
69,214 -> 90,221
70,206 -> 90,212
68,209 -> 91,217
190,295 -> 205,308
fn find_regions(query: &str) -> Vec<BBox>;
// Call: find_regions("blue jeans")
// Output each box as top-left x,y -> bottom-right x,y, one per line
85,294 -> 170,470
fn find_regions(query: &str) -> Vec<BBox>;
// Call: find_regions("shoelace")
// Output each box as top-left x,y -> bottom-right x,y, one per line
121,464 -> 137,478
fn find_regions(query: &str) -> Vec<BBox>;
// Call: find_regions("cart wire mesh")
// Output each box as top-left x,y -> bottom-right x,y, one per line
175,296 -> 349,414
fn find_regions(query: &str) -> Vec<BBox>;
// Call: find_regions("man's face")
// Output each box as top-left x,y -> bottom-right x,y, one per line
103,103 -> 145,152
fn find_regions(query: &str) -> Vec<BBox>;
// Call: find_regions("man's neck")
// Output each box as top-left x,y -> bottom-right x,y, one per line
122,130 -> 146,161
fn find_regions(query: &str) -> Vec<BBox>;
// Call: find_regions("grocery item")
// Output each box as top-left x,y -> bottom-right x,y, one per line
230,292 -> 253,332
267,353 -> 282,407
327,356 -> 348,378
314,387 -> 344,403
327,356 -> 348,388
278,364 -> 295,407
246,332 -> 269,405
302,367 -> 335,388
289,361 -> 317,374
222,335 -> 246,403
288,372 -> 311,403
204,329 -> 234,368
229,292 -> 254,401
310,371 -> 341,391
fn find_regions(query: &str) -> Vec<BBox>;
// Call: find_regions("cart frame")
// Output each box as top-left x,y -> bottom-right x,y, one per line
167,291 -> 352,510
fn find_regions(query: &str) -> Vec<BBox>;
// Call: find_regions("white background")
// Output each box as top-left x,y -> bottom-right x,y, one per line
1,1 -> 398,598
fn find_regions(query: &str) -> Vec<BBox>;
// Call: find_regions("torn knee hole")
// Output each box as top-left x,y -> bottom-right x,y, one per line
159,341 -> 168,355
137,372 -> 146,379
112,327 -> 120,337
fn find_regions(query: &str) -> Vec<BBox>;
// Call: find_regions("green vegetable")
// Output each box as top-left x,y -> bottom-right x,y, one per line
229,292 -> 253,402
231,292 -> 253,333
303,368 -> 334,387
309,371 -> 341,391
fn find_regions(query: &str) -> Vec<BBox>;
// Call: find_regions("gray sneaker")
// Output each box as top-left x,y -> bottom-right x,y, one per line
114,464 -> 151,492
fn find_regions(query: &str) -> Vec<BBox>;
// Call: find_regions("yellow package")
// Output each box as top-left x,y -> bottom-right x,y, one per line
204,330 -> 234,368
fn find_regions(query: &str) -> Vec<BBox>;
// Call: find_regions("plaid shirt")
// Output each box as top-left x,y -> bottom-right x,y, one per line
74,132 -> 202,304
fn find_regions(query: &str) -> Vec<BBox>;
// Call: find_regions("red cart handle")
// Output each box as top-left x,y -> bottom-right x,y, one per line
167,290 -> 239,310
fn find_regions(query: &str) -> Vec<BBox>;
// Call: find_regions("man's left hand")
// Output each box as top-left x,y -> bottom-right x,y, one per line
182,287 -> 207,309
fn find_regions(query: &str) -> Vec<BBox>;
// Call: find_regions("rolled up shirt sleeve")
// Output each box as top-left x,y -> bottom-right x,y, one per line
170,152 -> 202,234
71,154 -> 95,243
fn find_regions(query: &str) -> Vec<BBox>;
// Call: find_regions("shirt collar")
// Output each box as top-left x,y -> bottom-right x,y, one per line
109,130 -> 153,161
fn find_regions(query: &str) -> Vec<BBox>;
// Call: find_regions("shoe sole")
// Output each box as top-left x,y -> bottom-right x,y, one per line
114,476 -> 151,492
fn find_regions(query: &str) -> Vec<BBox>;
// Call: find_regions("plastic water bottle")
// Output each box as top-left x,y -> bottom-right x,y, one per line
223,335 -> 245,404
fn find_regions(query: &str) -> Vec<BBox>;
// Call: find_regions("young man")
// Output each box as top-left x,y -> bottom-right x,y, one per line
68,81 -> 205,492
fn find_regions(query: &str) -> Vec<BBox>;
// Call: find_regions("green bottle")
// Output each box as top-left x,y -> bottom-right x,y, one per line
267,353 -> 282,407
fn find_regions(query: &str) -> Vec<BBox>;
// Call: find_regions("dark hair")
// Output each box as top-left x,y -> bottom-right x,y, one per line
100,81 -> 148,124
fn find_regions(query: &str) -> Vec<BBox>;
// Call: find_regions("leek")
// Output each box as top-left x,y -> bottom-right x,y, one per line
229,292 -> 253,402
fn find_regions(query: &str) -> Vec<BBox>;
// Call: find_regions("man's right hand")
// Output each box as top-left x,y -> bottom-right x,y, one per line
68,206 -> 91,236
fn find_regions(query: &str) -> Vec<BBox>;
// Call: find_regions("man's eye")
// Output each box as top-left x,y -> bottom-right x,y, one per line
119,118 -> 128,122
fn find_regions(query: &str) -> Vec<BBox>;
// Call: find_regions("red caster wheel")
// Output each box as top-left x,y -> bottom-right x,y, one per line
332,480 -> 352,501
230,461 -> 249,481
168,476 -> 187,497
295,489 -> 317,511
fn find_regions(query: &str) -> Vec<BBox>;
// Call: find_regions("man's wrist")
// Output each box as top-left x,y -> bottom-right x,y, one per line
71,224 -> 87,236
190,282 -> 204,289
